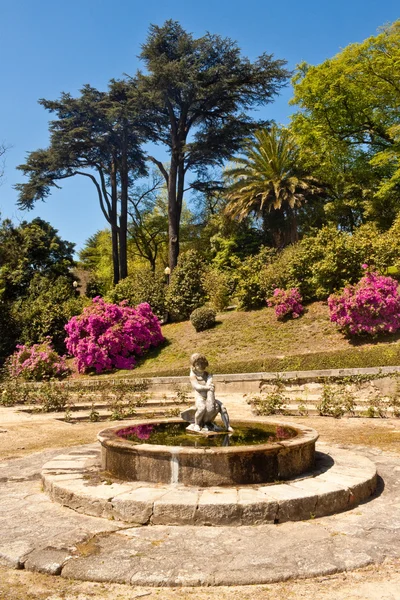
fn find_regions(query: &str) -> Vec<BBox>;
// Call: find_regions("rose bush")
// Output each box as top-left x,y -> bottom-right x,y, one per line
328,267 -> 400,336
7,338 -> 69,381
65,297 -> 164,373
267,288 -> 304,320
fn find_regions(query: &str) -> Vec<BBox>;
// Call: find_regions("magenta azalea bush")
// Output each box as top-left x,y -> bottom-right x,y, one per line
65,297 -> 164,373
267,288 -> 304,320
7,338 -> 69,381
328,267 -> 400,336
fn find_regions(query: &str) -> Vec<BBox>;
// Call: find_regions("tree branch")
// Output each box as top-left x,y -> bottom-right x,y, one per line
73,171 -> 112,225
147,156 -> 169,184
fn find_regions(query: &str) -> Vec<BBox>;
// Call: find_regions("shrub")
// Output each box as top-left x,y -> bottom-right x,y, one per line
234,247 -> 277,310
267,288 -> 304,320
0,301 -> 19,366
65,297 -> 164,373
316,384 -> 355,418
165,250 -> 207,320
107,270 -> 166,320
203,267 -> 231,311
246,385 -> 288,416
7,339 -> 70,381
190,307 -> 217,332
11,275 -> 86,354
262,222 -> 400,303
328,267 -> 400,336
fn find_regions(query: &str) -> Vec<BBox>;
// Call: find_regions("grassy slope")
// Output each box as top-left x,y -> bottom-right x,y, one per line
97,302 -> 400,378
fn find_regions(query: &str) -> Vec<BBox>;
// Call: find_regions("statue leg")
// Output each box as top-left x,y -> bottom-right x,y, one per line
216,400 -> 233,432
194,399 -> 207,431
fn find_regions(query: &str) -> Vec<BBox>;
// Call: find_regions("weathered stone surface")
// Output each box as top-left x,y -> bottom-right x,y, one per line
195,488 -> 240,525
97,419 -> 318,486
111,486 -> 169,523
290,478 -> 351,517
0,540 -> 34,568
24,547 -> 72,575
40,444 -> 378,526
1,442 -> 400,586
260,483 -> 317,522
237,487 -> 277,524
152,487 -> 199,525
52,478 -> 133,518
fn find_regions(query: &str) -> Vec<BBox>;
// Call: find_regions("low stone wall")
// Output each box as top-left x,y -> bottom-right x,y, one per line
140,365 -> 400,395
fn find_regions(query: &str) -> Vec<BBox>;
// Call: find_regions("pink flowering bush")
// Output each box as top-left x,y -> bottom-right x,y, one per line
65,297 -> 164,373
328,267 -> 400,336
267,288 -> 304,320
7,338 -> 69,381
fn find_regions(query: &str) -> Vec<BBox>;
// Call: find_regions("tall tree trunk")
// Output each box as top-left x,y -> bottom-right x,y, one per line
110,159 -> 120,285
119,131 -> 129,280
262,206 -> 286,248
168,155 -> 180,270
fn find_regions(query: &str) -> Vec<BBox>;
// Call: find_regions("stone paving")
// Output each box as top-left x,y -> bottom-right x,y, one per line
0,442 -> 399,586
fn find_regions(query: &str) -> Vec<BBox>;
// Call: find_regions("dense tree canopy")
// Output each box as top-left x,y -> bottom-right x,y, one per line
0,217 -> 79,361
130,20 -> 290,269
0,217 -> 75,301
225,125 -> 322,246
291,20 -> 400,230
15,82 -> 147,283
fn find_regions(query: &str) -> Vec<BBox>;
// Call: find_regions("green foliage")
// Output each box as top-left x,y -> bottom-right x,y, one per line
79,230 -> 114,295
11,275 -> 87,354
291,21 -> 400,229
107,269 -> 166,319
207,213 -> 264,270
0,379 -> 32,407
166,250 -> 207,320
33,383 -> 70,413
247,384 -> 288,416
317,384 -> 356,418
190,307 -> 216,332
16,83 -> 147,283
203,267 -> 231,311
262,220 -> 400,303
225,126 -> 323,246
136,20 -> 289,268
0,217 -> 75,301
172,384 -> 191,404
0,301 -> 19,365
234,247 -> 276,310
0,217 -> 78,362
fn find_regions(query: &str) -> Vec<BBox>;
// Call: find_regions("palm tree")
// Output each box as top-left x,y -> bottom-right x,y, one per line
225,125 -> 321,247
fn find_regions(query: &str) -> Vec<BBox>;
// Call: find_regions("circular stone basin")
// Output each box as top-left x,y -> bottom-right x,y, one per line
98,419 -> 319,487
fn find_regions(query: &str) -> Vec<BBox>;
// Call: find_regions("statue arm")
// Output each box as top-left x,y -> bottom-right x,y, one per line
190,371 -> 212,392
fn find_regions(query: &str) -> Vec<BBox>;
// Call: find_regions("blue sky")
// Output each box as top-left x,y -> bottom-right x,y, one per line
0,0 -> 398,254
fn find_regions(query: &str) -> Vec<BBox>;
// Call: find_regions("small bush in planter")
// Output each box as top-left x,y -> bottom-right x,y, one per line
190,307 -> 216,332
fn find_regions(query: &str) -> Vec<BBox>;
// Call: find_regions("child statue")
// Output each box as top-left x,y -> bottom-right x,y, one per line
181,353 -> 233,433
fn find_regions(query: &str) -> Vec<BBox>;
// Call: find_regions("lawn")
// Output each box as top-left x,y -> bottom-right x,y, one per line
84,302 -> 400,379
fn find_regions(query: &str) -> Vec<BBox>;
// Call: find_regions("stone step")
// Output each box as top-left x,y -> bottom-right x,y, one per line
58,406 -> 187,422
18,397 -> 191,414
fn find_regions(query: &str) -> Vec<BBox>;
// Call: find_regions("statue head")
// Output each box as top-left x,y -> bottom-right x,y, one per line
190,353 -> 209,372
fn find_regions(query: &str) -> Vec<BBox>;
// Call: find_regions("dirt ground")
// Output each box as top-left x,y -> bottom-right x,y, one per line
1,407 -> 400,599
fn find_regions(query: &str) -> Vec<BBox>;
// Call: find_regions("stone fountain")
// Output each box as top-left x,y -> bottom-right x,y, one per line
42,353 -> 377,526
98,353 -> 318,486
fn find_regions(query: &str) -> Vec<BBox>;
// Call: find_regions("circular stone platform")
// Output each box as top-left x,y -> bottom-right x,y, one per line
42,444 -> 377,526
